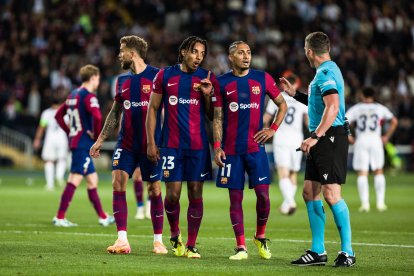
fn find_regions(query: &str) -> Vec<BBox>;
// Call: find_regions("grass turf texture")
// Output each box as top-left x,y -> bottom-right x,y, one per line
0,170 -> 413,275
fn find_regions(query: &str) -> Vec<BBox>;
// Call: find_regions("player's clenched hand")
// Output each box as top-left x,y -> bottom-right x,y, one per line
214,148 -> 226,168
279,77 -> 295,97
147,143 -> 160,164
254,128 -> 275,144
90,141 -> 102,158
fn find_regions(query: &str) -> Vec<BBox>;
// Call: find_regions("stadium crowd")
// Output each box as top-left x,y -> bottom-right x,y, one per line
0,0 -> 413,160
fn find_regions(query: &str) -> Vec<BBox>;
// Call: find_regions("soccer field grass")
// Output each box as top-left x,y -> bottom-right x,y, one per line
0,170 -> 413,275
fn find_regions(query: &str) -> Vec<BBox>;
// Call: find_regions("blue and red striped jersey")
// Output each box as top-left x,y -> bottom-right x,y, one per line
153,64 -> 219,150
213,69 -> 280,155
56,87 -> 102,150
114,65 -> 161,154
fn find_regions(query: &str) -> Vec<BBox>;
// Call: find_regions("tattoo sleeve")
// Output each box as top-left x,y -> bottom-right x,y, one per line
213,107 -> 223,143
98,101 -> 123,142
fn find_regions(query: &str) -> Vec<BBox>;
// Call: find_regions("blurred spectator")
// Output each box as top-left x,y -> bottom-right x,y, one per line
0,0 -> 412,151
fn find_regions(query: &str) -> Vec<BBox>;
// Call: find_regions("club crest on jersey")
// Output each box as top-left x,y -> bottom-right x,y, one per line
123,100 -> 131,110
221,177 -> 228,185
142,85 -> 151,93
113,160 -> 119,166
251,86 -> 261,95
163,170 -> 170,178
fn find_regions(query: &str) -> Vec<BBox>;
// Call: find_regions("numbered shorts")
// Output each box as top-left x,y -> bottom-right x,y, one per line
70,149 -> 95,175
111,148 -> 162,181
305,126 -> 348,185
160,147 -> 212,182
216,147 -> 271,190
352,137 -> 384,171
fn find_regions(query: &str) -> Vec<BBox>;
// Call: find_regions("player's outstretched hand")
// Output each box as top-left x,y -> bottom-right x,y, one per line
254,128 -> 275,144
214,148 -> 226,167
279,77 -> 295,97
90,141 -> 102,158
147,143 -> 160,164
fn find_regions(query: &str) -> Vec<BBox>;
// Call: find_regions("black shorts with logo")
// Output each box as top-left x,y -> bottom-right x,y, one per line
305,126 -> 349,185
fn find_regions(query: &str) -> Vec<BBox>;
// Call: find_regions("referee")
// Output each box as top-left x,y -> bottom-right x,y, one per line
280,32 -> 356,267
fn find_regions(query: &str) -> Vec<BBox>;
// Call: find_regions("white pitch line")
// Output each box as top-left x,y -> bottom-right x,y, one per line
1,230 -> 414,249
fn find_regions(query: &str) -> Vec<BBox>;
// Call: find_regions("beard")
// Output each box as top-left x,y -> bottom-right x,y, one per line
122,59 -> 133,70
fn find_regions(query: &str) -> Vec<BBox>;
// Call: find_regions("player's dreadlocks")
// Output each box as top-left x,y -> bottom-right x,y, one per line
177,36 -> 208,63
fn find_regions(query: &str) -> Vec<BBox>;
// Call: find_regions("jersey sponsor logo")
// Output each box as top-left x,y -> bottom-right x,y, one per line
169,95 -> 178,105
142,85 -> 151,93
226,90 -> 236,95
90,97 -> 100,108
124,100 -> 131,109
167,82 -> 177,87
169,95 -> 199,106
66,99 -> 77,106
251,86 -> 261,95
131,101 -> 149,107
229,102 -> 239,112
229,102 -> 259,112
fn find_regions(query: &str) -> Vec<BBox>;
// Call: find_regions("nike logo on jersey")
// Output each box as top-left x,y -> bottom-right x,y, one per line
259,177 -> 267,181
201,172 -> 209,177
329,136 -> 335,143
150,174 -> 158,178
122,88 -> 129,93
323,174 -> 328,180
226,90 -> 236,95
167,82 -> 178,87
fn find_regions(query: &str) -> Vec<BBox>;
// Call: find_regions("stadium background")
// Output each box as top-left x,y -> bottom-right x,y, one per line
0,0 -> 413,168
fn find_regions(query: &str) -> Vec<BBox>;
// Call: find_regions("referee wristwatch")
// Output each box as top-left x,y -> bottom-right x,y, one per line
310,131 -> 321,140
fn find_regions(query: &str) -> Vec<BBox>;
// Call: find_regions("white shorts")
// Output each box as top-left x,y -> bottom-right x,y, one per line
352,139 -> 384,171
273,143 -> 303,172
41,140 -> 68,161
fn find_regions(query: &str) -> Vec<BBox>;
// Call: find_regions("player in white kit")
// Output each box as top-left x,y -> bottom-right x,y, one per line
346,87 -> 398,212
33,100 -> 69,191
264,72 -> 308,215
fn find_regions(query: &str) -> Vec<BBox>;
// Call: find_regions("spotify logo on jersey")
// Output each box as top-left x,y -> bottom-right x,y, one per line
169,95 -> 178,105
124,100 -> 131,109
229,102 -> 239,112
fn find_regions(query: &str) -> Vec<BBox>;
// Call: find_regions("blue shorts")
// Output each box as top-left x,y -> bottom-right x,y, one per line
111,148 -> 162,182
71,149 -> 95,175
216,147 -> 270,190
160,147 -> 212,182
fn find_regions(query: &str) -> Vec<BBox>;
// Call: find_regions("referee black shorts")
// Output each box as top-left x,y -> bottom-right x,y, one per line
305,126 -> 349,185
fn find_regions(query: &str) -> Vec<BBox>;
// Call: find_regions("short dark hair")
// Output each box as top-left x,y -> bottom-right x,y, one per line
177,36 -> 208,63
79,64 -> 99,82
120,35 -> 148,59
228,41 -> 247,54
362,87 -> 375,98
305,32 -> 330,55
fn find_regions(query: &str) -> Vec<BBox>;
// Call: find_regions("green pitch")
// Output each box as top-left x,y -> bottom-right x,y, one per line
0,170 -> 413,275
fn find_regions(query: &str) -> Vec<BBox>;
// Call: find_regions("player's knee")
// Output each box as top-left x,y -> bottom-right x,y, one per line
322,191 -> 341,206
147,183 -> 161,197
166,191 -> 180,204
